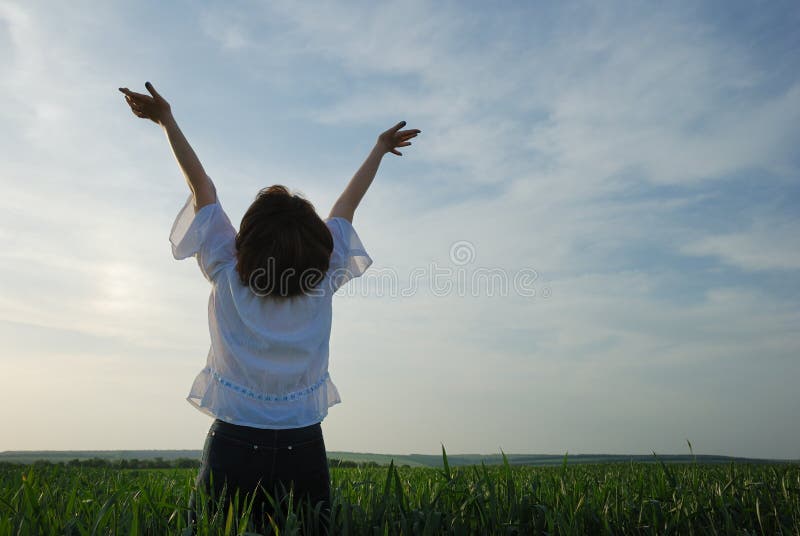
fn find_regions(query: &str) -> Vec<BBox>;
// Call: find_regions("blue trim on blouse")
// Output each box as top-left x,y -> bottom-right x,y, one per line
206,367 -> 329,402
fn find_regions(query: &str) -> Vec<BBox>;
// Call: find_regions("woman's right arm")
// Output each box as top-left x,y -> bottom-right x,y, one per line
329,121 -> 421,223
119,82 -> 217,213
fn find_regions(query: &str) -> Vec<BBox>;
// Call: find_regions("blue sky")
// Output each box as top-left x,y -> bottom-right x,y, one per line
1,0 -> 798,459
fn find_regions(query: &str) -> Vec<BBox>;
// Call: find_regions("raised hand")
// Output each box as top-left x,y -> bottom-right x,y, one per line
118,81 -> 215,210
118,81 -> 172,125
377,121 -> 421,156
329,120 -> 422,221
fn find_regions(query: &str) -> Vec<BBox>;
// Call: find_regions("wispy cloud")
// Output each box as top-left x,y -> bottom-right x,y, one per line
681,218 -> 800,271
1,0 -> 798,457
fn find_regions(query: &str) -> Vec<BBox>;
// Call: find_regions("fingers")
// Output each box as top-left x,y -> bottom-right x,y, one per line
125,99 -> 150,119
390,121 -> 421,136
128,106 -> 148,119
382,121 -> 420,139
119,87 -> 154,104
145,81 -> 163,101
390,120 -> 406,133
385,126 -> 420,155
127,102 -> 146,117
119,88 -> 145,99
124,95 -> 142,109
121,95 -> 149,119
119,84 -> 162,123
397,131 -> 419,142
394,129 -> 419,148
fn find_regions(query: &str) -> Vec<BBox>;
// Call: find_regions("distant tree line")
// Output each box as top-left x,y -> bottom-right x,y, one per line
0,458 -> 410,470
329,459 -> 411,469
0,458 -> 201,470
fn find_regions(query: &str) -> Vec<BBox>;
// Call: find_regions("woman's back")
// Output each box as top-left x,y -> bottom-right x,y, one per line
170,194 -> 371,428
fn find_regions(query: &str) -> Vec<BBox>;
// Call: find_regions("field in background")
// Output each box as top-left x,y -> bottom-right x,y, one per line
1,448 -> 798,534
0,449 -> 791,467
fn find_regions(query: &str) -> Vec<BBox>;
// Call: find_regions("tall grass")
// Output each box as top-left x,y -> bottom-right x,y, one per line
1,447 -> 798,534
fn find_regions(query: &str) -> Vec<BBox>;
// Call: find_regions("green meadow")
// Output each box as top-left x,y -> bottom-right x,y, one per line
1,448 -> 798,535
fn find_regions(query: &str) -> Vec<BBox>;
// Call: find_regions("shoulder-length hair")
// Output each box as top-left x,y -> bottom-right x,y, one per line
235,185 -> 333,298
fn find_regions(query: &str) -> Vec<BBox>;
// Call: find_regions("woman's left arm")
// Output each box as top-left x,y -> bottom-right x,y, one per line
119,82 -> 216,213
329,121 -> 421,222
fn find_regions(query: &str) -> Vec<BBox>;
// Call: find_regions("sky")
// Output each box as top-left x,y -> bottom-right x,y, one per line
1,0 -> 798,459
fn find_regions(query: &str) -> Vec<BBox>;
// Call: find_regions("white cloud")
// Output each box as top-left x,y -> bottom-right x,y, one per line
1,1 -> 798,458
200,2 -> 800,194
324,272 -> 800,456
681,219 -> 800,271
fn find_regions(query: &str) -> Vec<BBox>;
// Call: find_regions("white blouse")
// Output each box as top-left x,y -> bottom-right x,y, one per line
169,192 -> 372,429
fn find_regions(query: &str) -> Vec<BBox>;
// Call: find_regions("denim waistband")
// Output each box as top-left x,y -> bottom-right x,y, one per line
209,418 -> 323,448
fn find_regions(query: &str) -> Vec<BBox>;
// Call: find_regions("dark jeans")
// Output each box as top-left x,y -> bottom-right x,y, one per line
188,418 -> 331,534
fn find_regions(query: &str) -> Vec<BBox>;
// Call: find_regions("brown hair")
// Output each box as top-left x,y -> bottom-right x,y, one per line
235,185 -> 333,298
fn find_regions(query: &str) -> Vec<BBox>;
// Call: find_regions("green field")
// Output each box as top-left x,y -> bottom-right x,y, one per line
0,449 -> 786,468
1,449 -> 798,534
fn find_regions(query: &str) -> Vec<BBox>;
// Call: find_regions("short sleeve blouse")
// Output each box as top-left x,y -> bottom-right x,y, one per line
169,193 -> 237,282
168,192 -> 373,428
325,217 -> 373,292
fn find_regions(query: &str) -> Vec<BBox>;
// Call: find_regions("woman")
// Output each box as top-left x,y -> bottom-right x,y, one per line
119,82 -> 420,533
